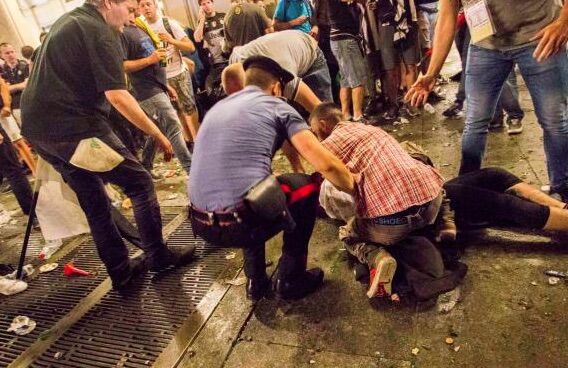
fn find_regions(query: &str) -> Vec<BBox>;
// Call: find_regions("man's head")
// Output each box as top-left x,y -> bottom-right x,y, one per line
221,63 -> 245,95
242,56 -> 293,97
198,0 -> 216,16
309,102 -> 343,141
21,46 -> 34,60
0,43 -> 18,66
86,0 -> 137,31
138,0 -> 158,23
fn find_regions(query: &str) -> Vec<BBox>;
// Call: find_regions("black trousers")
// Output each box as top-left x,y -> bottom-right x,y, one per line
444,167 -> 549,229
191,173 -> 319,279
0,127 -> 32,215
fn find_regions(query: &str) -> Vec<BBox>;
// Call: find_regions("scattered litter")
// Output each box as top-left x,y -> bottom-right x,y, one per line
431,127 -> 437,131
424,103 -> 436,114
454,345 -> 461,352
54,351 -> 63,359
225,276 -> 246,286
530,281 -> 538,286
164,170 -> 177,178
265,260 -> 273,267
0,203 -> 13,226
7,316 -> 36,335
374,351 -> 383,357
545,270 -> 567,278
39,239 -> 63,260
441,163 -> 451,167
225,252 -> 237,260
39,263 -> 59,273
548,277 -> 560,286
443,143 -> 451,147
121,198 -> 132,210
390,293 -> 401,303
411,348 -> 420,356
9,220 -> 17,225
0,278 -> 28,295
169,186 -> 175,189
445,337 -> 454,345
394,117 -> 410,126
166,193 -> 179,200
437,286 -> 462,313
309,360 -> 316,364
63,262 -> 90,277
421,344 -> 432,351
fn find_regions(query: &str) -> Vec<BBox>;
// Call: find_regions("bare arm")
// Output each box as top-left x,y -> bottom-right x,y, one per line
531,1 -> 568,61
123,49 -> 165,73
290,130 -> 355,195
273,16 -> 308,31
8,80 -> 27,93
159,33 -> 196,53
105,90 -> 173,159
0,78 -> 11,117
294,81 -> 321,113
405,0 -> 459,106
194,10 -> 206,43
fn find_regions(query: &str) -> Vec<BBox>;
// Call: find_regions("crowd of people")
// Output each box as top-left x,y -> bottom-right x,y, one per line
1,0 -> 567,305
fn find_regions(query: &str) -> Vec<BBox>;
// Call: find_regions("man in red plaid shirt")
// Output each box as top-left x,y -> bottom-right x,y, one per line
310,103 -> 455,298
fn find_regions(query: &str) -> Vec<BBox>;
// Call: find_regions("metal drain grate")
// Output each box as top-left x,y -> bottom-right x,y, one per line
32,220 -> 229,368
0,213 -> 180,367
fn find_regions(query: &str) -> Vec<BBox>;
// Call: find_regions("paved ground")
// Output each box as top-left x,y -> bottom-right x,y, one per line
0,50 -> 567,368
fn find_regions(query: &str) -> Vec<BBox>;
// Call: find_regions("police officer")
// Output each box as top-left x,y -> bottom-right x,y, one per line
189,56 -> 355,302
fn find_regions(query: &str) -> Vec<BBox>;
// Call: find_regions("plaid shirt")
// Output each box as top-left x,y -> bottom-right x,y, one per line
322,122 -> 444,218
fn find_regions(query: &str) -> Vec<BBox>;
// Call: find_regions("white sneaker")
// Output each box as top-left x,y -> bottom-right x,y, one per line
0,278 -> 28,296
367,248 -> 397,298
506,118 -> 523,135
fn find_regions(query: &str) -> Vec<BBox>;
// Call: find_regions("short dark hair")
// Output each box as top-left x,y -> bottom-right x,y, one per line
21,46 -> 34,59
309,102 -> 343,125
0,42 -> 11,49
198,0 -> 212,5
244,67 -> 278,90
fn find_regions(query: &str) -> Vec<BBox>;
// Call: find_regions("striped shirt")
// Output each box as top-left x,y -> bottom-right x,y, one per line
322,122 -> 444,218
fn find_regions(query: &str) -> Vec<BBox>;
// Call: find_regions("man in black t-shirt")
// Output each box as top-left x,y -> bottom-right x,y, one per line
194,0 -> 229,96
20,0 -> 195,290
0,43 -> 30,126
121,13 -> 192,176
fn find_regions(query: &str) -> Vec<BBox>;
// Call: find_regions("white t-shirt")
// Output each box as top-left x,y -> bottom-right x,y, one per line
147,16 -> 187,79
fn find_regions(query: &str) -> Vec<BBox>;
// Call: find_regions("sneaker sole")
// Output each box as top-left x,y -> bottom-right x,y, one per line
367,257 -> 397,298
507,128 -> 523,135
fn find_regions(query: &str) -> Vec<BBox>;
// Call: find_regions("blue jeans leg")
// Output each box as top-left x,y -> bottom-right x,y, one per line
302,48 -> 333,102
515,45 -> 568,190
460,45 -> 513,174
495,69 -> 524,121
140,93 -> 192,174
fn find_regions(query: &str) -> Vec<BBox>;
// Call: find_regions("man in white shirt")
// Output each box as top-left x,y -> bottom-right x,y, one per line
139,0 -> 199,144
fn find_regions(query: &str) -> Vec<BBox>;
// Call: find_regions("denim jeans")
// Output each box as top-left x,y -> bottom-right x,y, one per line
29,132 -> 168,281
454,26 -> 470,103
462,44 -> 568,191
140,92 -> 192,174
302,47 -> 333,102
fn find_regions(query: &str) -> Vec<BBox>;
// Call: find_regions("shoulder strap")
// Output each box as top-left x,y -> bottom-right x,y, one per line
162,17 -> 176,39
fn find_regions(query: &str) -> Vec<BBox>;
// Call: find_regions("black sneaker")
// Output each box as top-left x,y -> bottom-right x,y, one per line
363,98 -> 384,117
0,181 -> 10,194
488,117 -> 504,129
112,254 -> 148,291
273,267 -> 324,300
149,245 -> 196,272
246,275 -> 270,302
442,101 -> 463,118
449,71 -> 462,82
382,105 -> 399,121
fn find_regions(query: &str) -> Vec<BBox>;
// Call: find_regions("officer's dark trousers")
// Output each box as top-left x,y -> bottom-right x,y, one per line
28,132 -> 168,282
0,127 -> 32,215
193,173 -> 320,280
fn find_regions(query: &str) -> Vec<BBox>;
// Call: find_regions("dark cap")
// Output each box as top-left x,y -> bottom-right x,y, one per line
242,55 -> 294,84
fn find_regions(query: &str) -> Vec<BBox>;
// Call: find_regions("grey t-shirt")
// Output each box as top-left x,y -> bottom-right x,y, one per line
229,30 -> 318,77
470,0 -> 561,50
223,3 -> 272,53
189,85 -> 309,211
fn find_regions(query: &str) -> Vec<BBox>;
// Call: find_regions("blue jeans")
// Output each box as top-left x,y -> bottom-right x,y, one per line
462,44 -> 568,191
29,132 -> 168,281
301,48 -> 333,102
140,92 -> 192,174
494,70 -> 524,121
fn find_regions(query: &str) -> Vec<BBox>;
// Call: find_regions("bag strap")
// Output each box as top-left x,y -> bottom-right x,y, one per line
162,17 -> 176,39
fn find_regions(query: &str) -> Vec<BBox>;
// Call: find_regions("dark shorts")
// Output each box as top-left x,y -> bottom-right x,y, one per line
168,69 -> 196,115
378,23 -> 420,70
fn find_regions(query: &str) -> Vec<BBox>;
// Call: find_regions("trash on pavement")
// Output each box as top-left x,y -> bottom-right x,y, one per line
39,263 -> 59,273
7,316 -> 36,335
548,277 -> 560,286
39,239 -> 63,260
225,276 -> 246,286
0,278 -> 28,296
63,262 -> 90,277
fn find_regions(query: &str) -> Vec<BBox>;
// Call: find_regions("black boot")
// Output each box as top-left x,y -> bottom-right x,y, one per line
149,244 -> 196,272
246,274 -> 270,302
273,268 -> 324,300
112,254 -> 148,291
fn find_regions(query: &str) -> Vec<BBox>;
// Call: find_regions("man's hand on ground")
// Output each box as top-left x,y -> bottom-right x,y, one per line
155,133 -> 174,162
531,18 -> 568,62
405,75 -> 436,107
